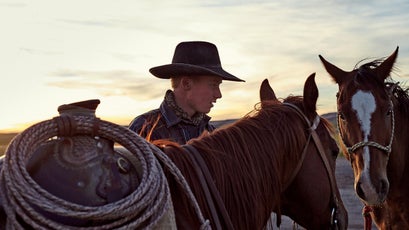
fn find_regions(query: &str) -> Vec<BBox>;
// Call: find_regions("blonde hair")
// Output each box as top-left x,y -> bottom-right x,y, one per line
170,77 -> 182,89
171,76 -> 197,89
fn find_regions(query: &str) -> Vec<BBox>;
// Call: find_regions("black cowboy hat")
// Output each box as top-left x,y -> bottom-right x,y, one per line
149,41 -> 244,82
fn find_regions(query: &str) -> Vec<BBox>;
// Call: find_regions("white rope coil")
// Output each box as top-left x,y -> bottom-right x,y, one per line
0,115 -> 207,229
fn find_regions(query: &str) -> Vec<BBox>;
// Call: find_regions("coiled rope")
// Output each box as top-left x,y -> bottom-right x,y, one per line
0,115 -> 209,229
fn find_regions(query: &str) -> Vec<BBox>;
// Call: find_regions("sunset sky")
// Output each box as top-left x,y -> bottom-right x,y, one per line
1,0 -> 408,133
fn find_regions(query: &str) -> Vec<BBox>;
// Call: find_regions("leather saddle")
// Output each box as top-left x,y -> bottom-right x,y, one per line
2,100 -> 141,227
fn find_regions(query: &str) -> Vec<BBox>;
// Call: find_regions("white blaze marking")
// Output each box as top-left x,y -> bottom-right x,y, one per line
351,90 -> 376,190
351,91 -> 376,142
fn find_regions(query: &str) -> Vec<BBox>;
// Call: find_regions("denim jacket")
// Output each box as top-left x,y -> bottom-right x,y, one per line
128,100 -> 215,145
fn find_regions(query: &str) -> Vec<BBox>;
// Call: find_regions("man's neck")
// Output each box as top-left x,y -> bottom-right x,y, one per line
173,91 -> 194,118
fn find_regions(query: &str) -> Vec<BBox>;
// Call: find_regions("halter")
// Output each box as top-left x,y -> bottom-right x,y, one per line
337,86 -> 397,230
338,99 -> 395,158
283,103 -> 341,230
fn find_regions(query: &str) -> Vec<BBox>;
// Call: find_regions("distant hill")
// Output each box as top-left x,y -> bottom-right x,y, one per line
210,118 -> 238,128
0,112 -> 338,156
321,112 -> 337,127
211,112 -> 338,129
0,132 -> 17,156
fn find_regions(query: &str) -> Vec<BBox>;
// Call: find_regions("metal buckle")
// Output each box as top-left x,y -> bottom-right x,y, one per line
331,207 -> 339,229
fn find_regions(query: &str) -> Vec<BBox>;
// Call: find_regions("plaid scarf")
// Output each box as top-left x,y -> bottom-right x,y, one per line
164,90 -> 205,126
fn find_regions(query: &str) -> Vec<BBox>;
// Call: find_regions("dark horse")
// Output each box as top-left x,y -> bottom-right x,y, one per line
157,74 -> 347,229
320,47 -> 409,229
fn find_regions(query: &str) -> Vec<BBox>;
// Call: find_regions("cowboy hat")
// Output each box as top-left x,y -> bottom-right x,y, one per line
149,41 -> 244,82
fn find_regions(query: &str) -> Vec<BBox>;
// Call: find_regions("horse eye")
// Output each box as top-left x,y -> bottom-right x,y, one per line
332,149 -> 339,159
386,109 -> 392,116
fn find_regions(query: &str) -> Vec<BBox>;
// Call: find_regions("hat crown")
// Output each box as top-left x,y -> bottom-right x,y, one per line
172,41 -> 221,67
149,41 -> 244,82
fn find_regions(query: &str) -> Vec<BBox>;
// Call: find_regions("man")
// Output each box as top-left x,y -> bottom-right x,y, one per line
129,41 -> 244,144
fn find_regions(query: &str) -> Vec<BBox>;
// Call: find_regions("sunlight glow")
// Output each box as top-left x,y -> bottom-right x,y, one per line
1,0 -> 408,132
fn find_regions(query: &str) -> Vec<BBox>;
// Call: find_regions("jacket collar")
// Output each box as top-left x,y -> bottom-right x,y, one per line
159,99 -> 211,127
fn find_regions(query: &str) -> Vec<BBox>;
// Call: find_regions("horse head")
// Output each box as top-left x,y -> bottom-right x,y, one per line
319,47 -> 399,206
260,73 -> 348,229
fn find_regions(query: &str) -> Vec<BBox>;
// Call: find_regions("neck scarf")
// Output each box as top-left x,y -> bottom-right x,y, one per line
164,90 -> 205,126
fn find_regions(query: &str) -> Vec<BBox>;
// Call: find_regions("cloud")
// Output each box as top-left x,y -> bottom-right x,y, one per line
57,18 -> 124,28
0,2 -> 26,8
20,47 -> 62,56
110,52 -> 137,63
47,69 -> 167,99
2,0 -> 409,132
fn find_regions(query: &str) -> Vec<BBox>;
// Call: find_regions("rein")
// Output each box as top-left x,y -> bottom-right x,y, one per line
182,144 -> 234,230
362,205 -> 373,230
283,103 -> 341,229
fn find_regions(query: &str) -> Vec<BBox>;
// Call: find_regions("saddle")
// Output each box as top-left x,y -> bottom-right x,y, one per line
0,99 -> 177,229
29,100 -> 139,204
26,100 -> 140,225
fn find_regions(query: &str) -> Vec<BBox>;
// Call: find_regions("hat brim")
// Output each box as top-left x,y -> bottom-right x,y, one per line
149,63 -> 245,82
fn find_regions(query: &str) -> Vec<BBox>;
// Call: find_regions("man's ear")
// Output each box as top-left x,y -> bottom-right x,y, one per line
181,77 -> 193,90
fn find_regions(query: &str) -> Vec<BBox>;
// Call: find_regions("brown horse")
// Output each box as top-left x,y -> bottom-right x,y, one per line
0,75 -> 348,229
156,73 -> 348,229
320,47 -> 409,229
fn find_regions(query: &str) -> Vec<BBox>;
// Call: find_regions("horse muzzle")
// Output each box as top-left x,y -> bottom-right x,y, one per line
355,173 -> 389,206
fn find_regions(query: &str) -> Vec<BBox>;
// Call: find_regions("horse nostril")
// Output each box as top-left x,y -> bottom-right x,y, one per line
356,181 -> 365,200
379,179 -> 389,197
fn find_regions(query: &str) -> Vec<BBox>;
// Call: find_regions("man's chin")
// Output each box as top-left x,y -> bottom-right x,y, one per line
201,108 -> 211,114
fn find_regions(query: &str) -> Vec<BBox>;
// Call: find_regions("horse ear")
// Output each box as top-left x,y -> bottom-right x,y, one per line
376,46 -> 399,81
260,79 -> 277,102
319,55 -> 348,85
303,73 -> 318,119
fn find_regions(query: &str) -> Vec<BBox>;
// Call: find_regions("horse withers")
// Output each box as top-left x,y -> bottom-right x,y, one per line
320,47 -> 409,229
156,73 -> 348,229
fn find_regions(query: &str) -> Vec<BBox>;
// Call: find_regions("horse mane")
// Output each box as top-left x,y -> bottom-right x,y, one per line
353,59 -> 387,86
161,98 -> 313,228
387,82 -> 409,117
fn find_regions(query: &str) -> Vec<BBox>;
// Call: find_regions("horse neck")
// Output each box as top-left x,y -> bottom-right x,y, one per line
389,103 -> 409,190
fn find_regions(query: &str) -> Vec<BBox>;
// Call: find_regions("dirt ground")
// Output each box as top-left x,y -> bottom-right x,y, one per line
276,157 -> 377,229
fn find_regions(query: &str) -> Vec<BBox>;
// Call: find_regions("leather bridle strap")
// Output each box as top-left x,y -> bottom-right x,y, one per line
311,130 -> 339,203
311,129 -> 340,228
338,99 -> 395,158
283,102 -> 340,229
282,133 -> 312,191
283,103 -> 339,201
182,144 -> 235,230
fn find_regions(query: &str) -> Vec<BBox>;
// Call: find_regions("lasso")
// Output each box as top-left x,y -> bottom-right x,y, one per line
0,114 -> 209,229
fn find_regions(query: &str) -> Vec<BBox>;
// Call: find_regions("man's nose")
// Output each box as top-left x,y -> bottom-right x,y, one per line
215,88 -> 222,99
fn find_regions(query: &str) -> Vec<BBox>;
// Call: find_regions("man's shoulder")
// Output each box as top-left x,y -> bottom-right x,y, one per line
138,108 -> 161,118
129,108 -> 162,130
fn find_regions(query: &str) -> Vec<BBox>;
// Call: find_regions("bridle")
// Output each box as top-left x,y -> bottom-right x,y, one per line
337,82 -> 398,159
281,103 -> 342,229
337,98 -> 395,159
182,102 -> 343,230
336,85 -> 397,230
